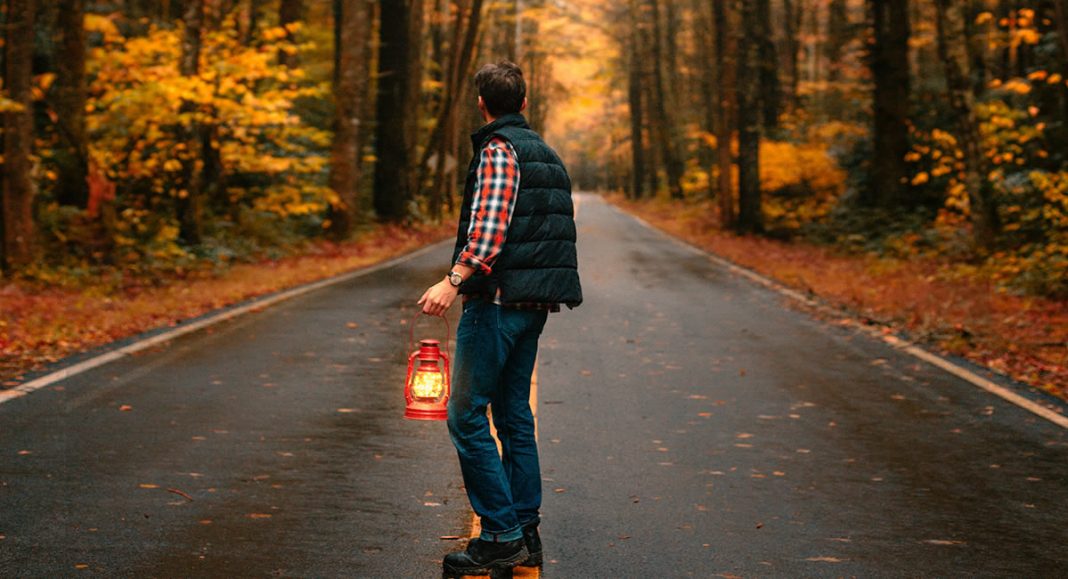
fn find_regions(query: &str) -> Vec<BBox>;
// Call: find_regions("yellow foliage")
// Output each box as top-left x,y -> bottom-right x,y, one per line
758,140 -> 847,232
83,16 -> 331,261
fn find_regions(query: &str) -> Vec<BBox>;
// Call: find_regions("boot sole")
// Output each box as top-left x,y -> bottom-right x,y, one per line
442,546 -> 529,578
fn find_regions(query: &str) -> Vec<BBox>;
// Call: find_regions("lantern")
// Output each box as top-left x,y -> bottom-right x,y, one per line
404,314 -> 450,420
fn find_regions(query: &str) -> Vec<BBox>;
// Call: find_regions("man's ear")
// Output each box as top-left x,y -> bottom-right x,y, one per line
478,96 -> 486,113
520,97 -> 528,112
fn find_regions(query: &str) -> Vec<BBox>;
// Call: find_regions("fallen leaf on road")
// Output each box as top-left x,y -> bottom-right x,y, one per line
138,483 -> 159,489
554,488 -> 566,493
17,450 -> 31,455
248,513 -> 272,519
199,519 -> 212,525
74,564 -> 89,570
336,408 -> 358,413
119,404 -> 133,411
923,539 -> 965,546
439,535 -> 462,540
755,522 -> 764,529
805,556 -> 845,563
423,502 -> 441,507
736,433 -> 754,439
346,322 -> 359,329
167,488 -> 194,501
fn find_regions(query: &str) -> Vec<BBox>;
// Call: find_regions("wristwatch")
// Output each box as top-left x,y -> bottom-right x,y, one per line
448,270 -> 464,287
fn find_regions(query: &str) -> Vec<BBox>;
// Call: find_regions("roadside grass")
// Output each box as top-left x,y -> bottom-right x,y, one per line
609,195 -> 1068,401
0,221 -> 454,384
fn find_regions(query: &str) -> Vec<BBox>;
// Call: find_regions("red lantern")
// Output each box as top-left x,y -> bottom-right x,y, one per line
404,314 -> 450,420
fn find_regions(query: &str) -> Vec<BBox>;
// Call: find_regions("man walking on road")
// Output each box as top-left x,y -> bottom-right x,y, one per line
418,60 -> 583,576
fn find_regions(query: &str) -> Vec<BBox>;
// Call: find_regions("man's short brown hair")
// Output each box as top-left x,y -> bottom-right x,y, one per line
474,61 -> 526,117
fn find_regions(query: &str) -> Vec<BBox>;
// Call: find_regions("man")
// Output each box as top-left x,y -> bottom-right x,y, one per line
418,60 -> 582,577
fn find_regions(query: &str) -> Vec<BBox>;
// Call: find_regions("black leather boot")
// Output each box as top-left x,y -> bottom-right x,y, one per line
442,538 -> 528,578
519,523 -> 543,567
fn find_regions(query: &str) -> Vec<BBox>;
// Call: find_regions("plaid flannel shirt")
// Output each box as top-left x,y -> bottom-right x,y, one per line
456,136 -> 560,312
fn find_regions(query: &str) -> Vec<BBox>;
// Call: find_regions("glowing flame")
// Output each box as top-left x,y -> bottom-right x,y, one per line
411,369 -> 444,400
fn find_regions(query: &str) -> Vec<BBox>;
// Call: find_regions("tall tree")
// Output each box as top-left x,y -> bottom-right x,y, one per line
825,0 -> 850,82
373,0 -> 420,221
713,0 -> 735,227
627,0 -> 646,199
934,0 -> 999,250
780,0 -> 802,110
647,0 -> 685,199
736,0 -> 764,233
176,0 -> 206,245
756,0 -> 781,131
867,0 -> 911,208
278,0 -> 303,68
2,0 -> 37,269
328,0 -> 371,238
420,0 -> 484,218
53,0 -> 89,209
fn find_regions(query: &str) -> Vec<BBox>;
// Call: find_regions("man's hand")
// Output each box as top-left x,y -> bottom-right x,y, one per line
418,277 -> 460,317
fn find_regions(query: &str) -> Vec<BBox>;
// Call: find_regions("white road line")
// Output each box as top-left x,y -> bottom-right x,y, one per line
613,199 -> 1068,430
0,240 -> 450,406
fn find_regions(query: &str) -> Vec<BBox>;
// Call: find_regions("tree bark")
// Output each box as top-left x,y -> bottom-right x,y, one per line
867,0 -> 911,208
2,0 -> 37,269
647,0 -> 685,199
52,0 -> 88,209
373,0 -> 419,221
825,0 -> 849,82
177,0 -> 205,245
278,0 -> 303,68
736,0 -> 763,233
934,0 -> 999,251
421,0 -> 483,218
781,0 -> 802,110
756,0 -> 780,131
713,0 -> 735,227
328,0 -> 371,238
627,3 -> 645,200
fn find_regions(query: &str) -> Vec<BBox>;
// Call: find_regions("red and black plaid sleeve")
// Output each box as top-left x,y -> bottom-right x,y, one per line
455,137 -> 520,275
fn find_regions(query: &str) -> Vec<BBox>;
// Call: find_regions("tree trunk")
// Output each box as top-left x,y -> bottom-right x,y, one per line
52,0 -> 88,209
714,0 -> 735,228
373,0 -> 418,221
2,0 -> 37,269
648,0 -> 685,199
177,0 -> 205,245
756,0 -> 781,131
867,0 -> 911,208
627,0 -> 645,200
934,0 -> 999,251
278,0 -> 303,68
825,0 -> 849,82
781,0 -> 802,110
736,0 -> 763,233
328,0 -> 371,238
422,0 -> 483,218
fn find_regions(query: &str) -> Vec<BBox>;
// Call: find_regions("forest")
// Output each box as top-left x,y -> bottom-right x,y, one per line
0,1 -> 1066,390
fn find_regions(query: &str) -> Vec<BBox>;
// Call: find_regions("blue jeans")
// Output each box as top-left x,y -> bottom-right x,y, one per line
447,298 -> 548,543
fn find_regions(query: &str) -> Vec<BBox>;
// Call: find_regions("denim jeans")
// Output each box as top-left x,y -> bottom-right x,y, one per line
447,298 -> 548,543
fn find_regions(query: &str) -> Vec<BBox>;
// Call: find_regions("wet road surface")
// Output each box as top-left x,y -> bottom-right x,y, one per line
2,194 -> 1066,577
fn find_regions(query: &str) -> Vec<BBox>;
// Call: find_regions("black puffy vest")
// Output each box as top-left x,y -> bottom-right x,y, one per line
451,113 -> 583,308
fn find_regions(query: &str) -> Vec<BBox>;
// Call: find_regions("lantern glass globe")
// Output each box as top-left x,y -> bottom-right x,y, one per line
411,369 -> 444,400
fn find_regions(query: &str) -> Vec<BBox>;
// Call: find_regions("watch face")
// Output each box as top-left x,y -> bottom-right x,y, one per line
450,272 -> 463,286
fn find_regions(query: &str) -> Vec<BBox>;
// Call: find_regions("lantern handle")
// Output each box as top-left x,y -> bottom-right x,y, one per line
409,310 -> 450,353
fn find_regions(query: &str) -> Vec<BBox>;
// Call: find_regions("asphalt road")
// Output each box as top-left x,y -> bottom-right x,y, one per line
2,194 -> 1066,578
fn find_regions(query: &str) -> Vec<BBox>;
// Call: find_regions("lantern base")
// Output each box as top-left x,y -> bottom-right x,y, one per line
405,405 -> 448,421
